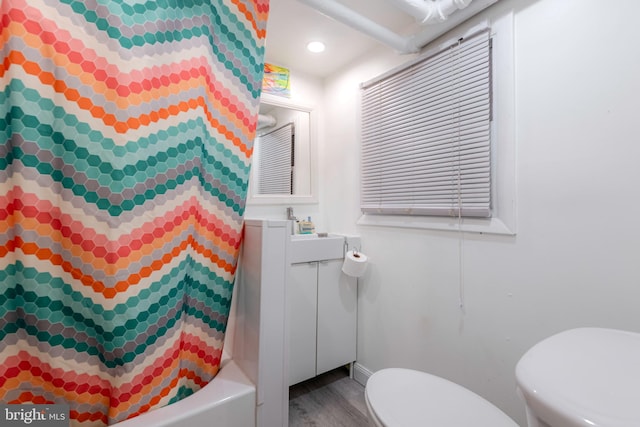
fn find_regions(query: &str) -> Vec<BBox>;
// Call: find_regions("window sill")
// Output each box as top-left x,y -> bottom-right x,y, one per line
357,213 -> 515,236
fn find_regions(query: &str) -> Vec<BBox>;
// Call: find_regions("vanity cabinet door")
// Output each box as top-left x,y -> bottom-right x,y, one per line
288,262 -> 318,386
316,259 -> 357,376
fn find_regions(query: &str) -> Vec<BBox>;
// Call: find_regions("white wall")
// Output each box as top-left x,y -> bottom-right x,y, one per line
321,0 -> 640,425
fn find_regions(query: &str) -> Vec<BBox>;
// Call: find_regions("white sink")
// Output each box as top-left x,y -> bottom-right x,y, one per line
290,234 -> 344,263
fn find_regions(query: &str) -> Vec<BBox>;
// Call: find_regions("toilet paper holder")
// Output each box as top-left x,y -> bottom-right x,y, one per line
343,238 -> 361,258
342,237 -> 360,258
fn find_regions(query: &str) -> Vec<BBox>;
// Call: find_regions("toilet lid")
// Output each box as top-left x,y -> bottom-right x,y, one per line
516,328 -> 640,427
365,368 -> 518,427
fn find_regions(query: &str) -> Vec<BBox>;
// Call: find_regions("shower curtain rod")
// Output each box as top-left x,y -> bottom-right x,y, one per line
297,0 -> 500,54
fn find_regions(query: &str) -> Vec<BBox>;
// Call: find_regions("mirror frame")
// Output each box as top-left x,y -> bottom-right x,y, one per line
247,93 -> 318,205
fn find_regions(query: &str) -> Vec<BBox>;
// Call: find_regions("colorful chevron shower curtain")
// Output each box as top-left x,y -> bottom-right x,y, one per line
0,0 -> 269,425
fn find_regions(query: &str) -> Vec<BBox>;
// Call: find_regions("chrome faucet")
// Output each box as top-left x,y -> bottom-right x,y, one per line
286,207 -> 298,235
286,206 -> 297,221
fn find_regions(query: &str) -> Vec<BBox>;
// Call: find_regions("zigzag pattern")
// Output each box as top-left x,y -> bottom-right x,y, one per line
0,0 -> 269,425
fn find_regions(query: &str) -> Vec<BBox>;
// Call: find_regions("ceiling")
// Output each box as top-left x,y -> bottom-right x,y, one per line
263,0 -> 418,78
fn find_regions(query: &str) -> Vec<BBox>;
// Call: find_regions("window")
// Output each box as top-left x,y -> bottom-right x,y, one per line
360,30 -> 492,218
255,122 -> 294,195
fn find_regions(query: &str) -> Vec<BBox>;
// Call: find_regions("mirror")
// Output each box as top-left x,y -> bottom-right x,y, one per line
247,93 -> 317,204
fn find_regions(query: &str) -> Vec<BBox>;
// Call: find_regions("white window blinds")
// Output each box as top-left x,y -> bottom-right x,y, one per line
360,30 -> 492,218
256,122 -> 294,195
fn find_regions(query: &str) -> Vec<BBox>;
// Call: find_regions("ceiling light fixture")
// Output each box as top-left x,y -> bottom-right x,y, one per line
306,41 -> 326,53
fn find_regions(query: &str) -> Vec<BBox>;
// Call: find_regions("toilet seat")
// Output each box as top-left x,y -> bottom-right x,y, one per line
365,368 -> 518,427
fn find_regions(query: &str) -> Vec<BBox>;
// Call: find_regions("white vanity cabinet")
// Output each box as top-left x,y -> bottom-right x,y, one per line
287,235 -> 358,386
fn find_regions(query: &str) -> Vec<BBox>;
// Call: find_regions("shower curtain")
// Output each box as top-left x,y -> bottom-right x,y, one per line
0,0 -> 269,425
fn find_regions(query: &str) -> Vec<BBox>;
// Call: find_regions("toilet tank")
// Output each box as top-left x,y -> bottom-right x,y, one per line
516,328 -> 640,427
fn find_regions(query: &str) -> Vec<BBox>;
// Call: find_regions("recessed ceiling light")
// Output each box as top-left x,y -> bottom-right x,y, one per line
306,41 -> 326,53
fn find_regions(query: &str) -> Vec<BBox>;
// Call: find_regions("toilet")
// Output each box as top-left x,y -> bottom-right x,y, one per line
516,327 -> 640,427
364,368 -> 518,426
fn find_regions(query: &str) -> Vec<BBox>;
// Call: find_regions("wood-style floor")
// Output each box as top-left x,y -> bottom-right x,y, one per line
289,366 -> 370,427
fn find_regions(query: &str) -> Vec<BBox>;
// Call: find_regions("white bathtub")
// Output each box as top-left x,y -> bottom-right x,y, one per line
114,355 -> 255,427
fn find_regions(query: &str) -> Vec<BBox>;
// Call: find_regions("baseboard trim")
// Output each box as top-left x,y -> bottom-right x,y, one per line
353,362 -> 373,387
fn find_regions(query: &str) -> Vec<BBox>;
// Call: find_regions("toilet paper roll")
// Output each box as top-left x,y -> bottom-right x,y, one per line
342,250 -> 368,278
